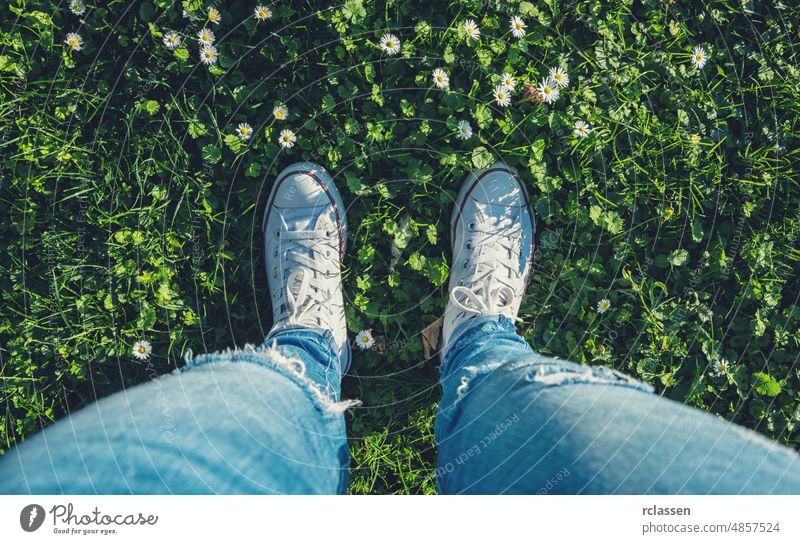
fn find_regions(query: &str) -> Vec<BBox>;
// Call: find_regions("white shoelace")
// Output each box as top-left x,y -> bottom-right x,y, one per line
274,227 -> 338,328
450,216 -> 522,319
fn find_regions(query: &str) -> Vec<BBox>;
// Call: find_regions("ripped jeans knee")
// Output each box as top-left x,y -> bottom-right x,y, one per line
436,353 -> 653,441
182,341 -> 361,415
519,356 -> 654,392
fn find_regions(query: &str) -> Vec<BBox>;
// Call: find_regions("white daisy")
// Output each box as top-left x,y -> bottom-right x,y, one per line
574,120 -> 590,138
132,340 -> 152,360
691,46 -> 708,69
549,66 -> 569,88
162,31 -> 181,49
432,68 -> 449,89
64,32 -> 83,51
279,129 -> 296,148
537,77 -> 560,104
197,28 -> 216,45
500,72 -> 516,91
456,120 -> 473,140
509,15 -> 527,38
379,33 -> 401,55
355,329 -> 375,350
596,298 -> 611,314
208,7 -> 222,25
713,358 -> 730,376
254,5 -> 272,21
464,19 -> 480,41
493,84 -> 511,107
690,133 -> 701,145
273,105 -> 288,120
69,0 -> 86,16
199,44 -> 218,65
236,123 -> 253,140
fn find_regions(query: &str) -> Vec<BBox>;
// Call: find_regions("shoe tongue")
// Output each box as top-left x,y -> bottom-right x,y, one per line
286,270 -> 305,300
279,207 -> 334,261
283,268 -> 322,326
279,210 -> 335,314
469,202 -> 521,279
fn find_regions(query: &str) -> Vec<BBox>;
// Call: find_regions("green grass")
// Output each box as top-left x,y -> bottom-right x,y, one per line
1,0 -> 800,494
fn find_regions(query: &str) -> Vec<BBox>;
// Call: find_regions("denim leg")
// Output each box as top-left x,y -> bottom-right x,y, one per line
0,328 -> 354,494
436,316 -> 800,494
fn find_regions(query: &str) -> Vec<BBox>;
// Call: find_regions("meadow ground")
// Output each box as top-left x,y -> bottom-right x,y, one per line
1,0 -> 799,493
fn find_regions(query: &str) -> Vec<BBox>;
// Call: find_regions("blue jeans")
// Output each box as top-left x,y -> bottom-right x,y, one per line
1,318 -> 799,494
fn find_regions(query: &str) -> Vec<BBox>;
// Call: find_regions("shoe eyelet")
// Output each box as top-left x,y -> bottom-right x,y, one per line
462,259 -> 468,269
468,221 -> 476,231
465,241 -> 472,250
274,230 -> 281,239
325,229 -> 332,237
272,267 -> 278,278
273,249 -> 278,257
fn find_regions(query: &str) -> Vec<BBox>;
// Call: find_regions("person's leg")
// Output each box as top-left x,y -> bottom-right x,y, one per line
0,161 -> 356,494
436,318 -> 800,494
0,331 -> 352,494
436,163 -> 800,494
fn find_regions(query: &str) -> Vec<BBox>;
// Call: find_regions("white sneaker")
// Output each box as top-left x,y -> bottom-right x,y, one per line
441,162 -> 536,360
263,162 -> 351,370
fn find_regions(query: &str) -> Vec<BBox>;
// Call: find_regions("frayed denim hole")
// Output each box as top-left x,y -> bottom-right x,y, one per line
180,342 -> 360,415
523,362 -> 654,394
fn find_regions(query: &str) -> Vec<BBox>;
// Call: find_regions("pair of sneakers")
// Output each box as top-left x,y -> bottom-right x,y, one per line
263,161 -> 535,371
